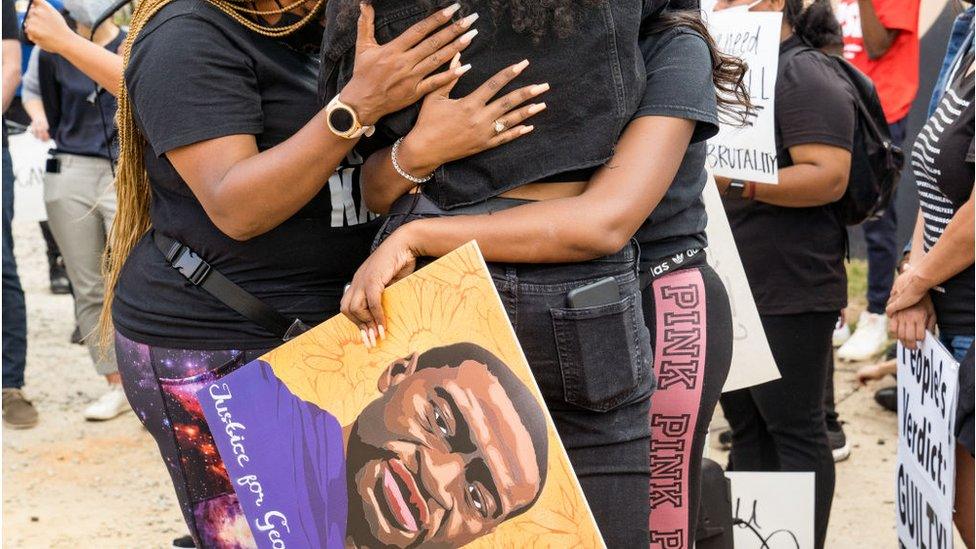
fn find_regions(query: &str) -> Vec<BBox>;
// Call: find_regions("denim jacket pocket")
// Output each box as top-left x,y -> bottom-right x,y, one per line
551,286 -> 652,412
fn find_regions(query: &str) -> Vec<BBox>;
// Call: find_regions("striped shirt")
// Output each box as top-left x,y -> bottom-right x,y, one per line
910,52 -> 974,334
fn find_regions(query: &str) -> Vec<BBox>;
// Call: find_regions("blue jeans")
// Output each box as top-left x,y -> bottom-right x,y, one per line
863,117 -> 907,314
2,146 -> 27,388
940,332 -> 975,362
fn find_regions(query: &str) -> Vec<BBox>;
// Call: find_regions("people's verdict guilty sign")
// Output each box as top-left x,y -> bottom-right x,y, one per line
897,333 -> 960,549
706,10 -> 782,184
196,242 -> 604,548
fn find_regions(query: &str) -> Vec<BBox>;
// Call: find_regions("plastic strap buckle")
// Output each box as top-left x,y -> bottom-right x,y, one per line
167,244 -> 211,286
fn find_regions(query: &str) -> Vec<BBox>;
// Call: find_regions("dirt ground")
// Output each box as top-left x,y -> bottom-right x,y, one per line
0,136 -> 949,548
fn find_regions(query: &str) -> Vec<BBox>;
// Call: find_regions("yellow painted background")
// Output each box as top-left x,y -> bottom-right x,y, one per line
260,242 -> 604,548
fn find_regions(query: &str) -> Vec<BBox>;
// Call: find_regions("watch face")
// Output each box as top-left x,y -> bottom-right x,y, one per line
329,107 -> 355,133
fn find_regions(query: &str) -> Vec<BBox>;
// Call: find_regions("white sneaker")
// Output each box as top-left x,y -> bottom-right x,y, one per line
832,316 -> 851,347
83,385 -> 131,421
837,311 -> 889,362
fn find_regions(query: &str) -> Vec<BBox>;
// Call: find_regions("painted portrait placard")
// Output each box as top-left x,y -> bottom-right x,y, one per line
196,242 -> 604,548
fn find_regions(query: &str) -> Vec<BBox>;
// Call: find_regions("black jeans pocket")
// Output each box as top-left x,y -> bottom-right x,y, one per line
551,289 -> 652,412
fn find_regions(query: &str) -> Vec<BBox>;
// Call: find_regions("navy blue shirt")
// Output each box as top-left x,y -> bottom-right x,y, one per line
37,31 -> 124,159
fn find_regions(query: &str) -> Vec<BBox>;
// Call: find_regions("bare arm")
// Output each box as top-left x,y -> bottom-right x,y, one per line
22,97 -> 50,141
406,116 -> 695,262
163,4 -> 476,241
24,0 -> 122,95
717,143 -> 851,207
341,115 -> 695,332
887,189 -> 975,316
857,0 -> 900,59
906,189 -> 975,289
1,39 -> 20,112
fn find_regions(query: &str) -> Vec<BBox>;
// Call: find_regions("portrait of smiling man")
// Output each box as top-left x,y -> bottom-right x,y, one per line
201,342 -> 550,549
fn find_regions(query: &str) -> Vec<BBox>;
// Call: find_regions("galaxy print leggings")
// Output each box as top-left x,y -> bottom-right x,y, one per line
641,262 -> 733,548
115,332 -> 267,548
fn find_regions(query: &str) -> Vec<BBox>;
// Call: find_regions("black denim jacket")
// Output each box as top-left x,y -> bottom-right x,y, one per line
319,0 -> 656,209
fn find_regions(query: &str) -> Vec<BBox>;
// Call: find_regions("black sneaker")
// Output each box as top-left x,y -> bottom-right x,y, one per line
874,386 -> 897,413
172,535 -> 195,548
718,429 -> 733,451
826,422 -> 851,462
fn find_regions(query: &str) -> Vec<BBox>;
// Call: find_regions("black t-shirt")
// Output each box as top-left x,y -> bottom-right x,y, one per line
2,0 -> 18,147
912,52 -> 974,335
111,0 -> 379,349
723,36 -> 856,315
633,25 -> 719,261
38,32 -> 124,159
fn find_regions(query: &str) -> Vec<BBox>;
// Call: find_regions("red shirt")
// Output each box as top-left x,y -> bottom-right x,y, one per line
837,0 -> 920,123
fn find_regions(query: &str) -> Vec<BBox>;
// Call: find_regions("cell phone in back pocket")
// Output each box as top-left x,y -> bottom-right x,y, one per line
566,277 -> 621,308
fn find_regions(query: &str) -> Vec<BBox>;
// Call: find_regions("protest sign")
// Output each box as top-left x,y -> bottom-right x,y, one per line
897,333 -> 960,549
726,472 -> 815,549
196,242 -> 603,548
8,132 -> 50,223
706,10 -> 783,184
702,179 -> 780,392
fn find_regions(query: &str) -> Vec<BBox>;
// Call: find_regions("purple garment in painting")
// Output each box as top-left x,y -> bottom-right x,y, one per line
198,359 -> 347,549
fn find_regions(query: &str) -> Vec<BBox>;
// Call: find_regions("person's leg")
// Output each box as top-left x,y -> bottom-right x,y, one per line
1,147 -> 27,391
499,246 -> 656,547
748,312 -> 837,549
643,263 -> 733,547
115,333 -> 263,547
823,350 -> 851,461
38,219 -> 70,294
956,444 -> 975,548
720,387 -> 780,471
1,147 -> 35,428
43,157 -> 117,377
864,117 -> 906,315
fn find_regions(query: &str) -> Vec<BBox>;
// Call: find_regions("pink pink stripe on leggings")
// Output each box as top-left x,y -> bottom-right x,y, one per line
648,268 -> 708,549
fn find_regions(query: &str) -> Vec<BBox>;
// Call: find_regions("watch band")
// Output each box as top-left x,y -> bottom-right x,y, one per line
728,179 -> 745,197
326,95 -> 375,139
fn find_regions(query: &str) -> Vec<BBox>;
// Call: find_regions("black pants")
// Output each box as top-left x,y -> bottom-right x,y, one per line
720,312 -> 837,549
641,261 -> 733,548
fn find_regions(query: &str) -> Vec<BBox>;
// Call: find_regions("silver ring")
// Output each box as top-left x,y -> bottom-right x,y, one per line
494,120 -> 506,134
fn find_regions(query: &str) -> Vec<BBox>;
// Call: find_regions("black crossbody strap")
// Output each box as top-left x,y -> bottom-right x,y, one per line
153,232 -> 309,341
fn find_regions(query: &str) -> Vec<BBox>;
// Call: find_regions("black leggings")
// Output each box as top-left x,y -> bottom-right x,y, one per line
641,262 -> 733,548
720,312 -> 837,549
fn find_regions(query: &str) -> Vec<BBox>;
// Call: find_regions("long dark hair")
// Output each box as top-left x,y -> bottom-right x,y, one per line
785,0 -> 843,49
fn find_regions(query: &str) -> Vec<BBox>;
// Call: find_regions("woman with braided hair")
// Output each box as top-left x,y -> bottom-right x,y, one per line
26,0 -> 546,545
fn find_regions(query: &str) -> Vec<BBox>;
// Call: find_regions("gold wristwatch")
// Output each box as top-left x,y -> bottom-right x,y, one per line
326,94 -> 375,139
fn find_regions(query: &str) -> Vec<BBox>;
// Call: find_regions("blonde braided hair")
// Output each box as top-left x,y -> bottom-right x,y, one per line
99,0 -> 324,347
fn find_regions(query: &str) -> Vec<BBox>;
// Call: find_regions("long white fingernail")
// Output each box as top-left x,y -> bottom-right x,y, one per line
531,83 -> 550,94
528,102 -> 546,114
378,325 -> 386,340
360,329 -> 369,347
512,59 -> 529,74
460,12 -> 479,27
459,28 -> 478,45
521,125 -> 535,134
455,63 -> 472,75
368,328 -> 377,347
442,3 -> 461,17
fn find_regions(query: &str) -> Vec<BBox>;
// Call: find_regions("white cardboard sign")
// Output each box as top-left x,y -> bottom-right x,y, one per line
7,132 -> 51,223
702,178 -> 780,392
726,471 -> 815,548
896,333 -> 960,549
706,10 -> 783,184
